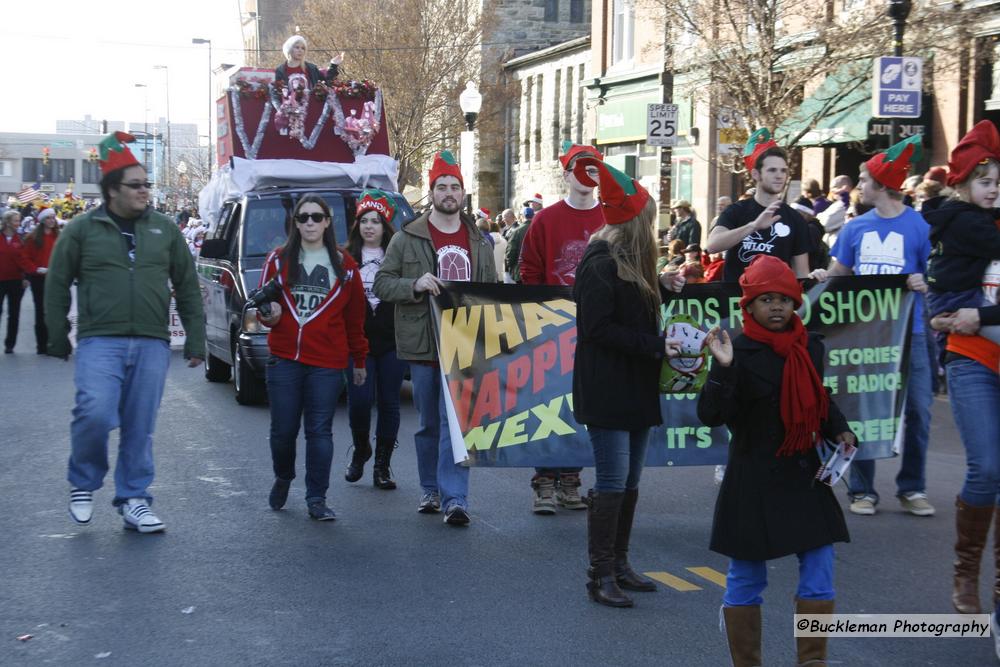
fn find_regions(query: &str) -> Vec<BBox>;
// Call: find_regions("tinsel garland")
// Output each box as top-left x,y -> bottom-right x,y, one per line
329,88 -> 383,158
230,88 -> 272,159
299,96 -> 333,151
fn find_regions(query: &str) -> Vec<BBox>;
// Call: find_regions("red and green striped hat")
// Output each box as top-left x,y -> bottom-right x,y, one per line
865,135 -> 923,191
356,188 -> 396,223
572,157 -> 650,225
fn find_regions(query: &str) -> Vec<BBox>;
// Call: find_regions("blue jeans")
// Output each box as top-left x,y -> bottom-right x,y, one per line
266,356 -> 346,502
347,350 -> 408,439
849,331 -> 932,501
588,427 -> 651,493
67,336 -> 171,506
947,358 -> 1000,507
723,544 -> 835,606
409,363 -> 469,510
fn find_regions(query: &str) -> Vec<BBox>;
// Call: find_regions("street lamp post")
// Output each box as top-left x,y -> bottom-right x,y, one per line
192,37 -> 213,175
134,82 -> 150,176
153,65 -> 171,192
887,0 -> 912,145
458,81 -> 483,216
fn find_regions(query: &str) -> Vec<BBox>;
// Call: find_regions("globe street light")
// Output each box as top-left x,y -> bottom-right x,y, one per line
458,81 -> 483,214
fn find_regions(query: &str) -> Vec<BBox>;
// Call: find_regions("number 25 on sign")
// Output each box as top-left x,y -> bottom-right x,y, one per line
647,104 -> 678,147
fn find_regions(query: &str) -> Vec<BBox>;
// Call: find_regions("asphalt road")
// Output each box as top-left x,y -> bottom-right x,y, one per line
1,300 -> 995,666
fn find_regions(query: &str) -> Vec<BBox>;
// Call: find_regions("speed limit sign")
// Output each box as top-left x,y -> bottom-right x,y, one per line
647,103 -> 678,147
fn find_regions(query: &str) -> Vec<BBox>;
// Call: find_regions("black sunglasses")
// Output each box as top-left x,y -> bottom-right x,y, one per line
295,212 -> 327,224
121,181 -> 153,190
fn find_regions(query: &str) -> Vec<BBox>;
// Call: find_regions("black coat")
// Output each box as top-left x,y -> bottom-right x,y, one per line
572,240 -> 668,430
274,61 -> 333,88
697,333 -> 851,561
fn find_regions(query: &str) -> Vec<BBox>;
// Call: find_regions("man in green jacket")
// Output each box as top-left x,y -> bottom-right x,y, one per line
45,132 -> 205,534
373,150 -> 496,527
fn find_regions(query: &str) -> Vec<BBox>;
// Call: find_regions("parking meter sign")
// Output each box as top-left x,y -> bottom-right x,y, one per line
872,56 -> 922,119
647,104 -> 678,147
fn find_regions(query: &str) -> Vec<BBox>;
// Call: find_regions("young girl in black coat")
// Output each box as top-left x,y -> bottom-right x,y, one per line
699,254 -> 856,667
570,157 -> 685,608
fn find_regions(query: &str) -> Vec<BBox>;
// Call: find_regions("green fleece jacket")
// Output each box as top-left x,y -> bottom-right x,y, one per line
45,205 -> 205,359
373,210 -> 495,361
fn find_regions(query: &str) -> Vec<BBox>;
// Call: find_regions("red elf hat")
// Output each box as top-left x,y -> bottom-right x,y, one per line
559,140 -> 604,170
946,120 -> 1000,186
428,150 -> 463,188
864,135 -> 923,191
743,128 -> 779,172
97,131 -> 141,175
572,156 -> 650,225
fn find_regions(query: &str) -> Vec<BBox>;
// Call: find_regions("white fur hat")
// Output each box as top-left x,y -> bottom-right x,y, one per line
282,35 -> 306,61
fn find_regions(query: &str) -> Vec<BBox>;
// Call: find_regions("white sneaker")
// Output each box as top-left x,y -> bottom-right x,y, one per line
69,488 -> 93,525
119,498 -> 165,533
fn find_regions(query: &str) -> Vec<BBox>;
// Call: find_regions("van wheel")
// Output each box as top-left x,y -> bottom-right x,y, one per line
234,344 -> 267,405
204,347 -> 231,382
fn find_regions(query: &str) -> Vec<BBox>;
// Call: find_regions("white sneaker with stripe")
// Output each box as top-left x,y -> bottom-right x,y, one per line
69,488 -> 93,525
119,498 -> 165,533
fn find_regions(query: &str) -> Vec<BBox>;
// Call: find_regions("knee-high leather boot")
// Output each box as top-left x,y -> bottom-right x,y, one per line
722,605 -> 762,667
344,430 -> 372,483
372,437 -> 397,490
795,598 -> 834,666
953,496 -> 993,614
613,488 -> 657,591
586,490 -> 632,607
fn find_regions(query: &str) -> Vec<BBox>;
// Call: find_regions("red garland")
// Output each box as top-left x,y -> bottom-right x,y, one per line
235,77 -> 377,101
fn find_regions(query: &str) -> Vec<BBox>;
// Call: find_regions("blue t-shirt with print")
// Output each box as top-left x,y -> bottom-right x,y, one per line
831,206 -> 930,333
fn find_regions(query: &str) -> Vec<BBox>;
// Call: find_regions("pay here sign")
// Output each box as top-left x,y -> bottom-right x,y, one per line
872,56 -> 922,119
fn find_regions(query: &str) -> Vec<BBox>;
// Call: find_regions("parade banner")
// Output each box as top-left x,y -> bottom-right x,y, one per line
429,275 -> 914,468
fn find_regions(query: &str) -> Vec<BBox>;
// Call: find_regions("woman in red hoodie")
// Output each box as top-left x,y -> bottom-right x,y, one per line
0,209 -> 31,354
22,207 -> 59,354
257,194 -> 369,521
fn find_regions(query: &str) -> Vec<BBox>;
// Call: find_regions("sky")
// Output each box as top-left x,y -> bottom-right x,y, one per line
0,1 -> 252,139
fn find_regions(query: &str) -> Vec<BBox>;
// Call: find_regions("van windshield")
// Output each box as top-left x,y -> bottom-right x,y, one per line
242,193 -> 347,256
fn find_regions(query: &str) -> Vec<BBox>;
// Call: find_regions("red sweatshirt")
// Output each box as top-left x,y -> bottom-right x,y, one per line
260,248 -> 369,369
519,199 -> 606,286
0,233 -> 31,281
21,231 -> 58,274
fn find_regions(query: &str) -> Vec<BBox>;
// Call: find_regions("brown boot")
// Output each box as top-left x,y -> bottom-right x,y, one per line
953,497 -> 993,614
613,488 -> 657,592
722,605 -> 761,667
795,598 -> 834,666
586,490 -> 632,607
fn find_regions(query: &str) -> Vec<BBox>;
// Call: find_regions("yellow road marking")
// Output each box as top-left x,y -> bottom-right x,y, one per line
645,571 -> 701,591
686,566 -> 727,588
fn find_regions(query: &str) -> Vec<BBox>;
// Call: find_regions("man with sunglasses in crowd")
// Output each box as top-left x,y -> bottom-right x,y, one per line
45,132 -> 205,534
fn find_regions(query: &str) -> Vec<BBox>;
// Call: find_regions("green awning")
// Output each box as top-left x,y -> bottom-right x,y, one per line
775,61 -> 872,147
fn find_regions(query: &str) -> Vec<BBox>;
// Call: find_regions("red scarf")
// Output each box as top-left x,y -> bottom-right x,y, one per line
741,312 -> 829,456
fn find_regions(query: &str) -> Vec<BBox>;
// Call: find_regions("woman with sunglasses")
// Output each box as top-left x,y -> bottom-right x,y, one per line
343,189 -> 407,489
257,194 -> 369,521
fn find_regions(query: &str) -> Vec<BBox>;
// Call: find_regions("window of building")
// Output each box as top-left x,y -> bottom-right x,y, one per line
570,0 -> 585,23
23,158 -> 75,183
576,64 -> 586,144
51,159 -> 75,183
523,77 -> 533,163
552,69 -> 563,158
82,160 -> 102,184
0,160 -> 13,178
563,66 -> 574,146
612,0 -> 635,65
544,0 -> 559,21
534,74 -> 544,162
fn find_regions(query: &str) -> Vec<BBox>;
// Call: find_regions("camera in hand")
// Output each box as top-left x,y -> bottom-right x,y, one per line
248,278 -> 283,319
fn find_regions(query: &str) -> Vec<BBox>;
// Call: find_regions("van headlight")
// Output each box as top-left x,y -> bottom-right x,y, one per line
242,308 -> 270,334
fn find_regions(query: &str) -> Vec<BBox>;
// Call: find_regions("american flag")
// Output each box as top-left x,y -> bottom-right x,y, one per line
16,182 -> 42,204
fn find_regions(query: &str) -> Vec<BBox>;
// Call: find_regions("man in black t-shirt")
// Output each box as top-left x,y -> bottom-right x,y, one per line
706,129 -> 812,281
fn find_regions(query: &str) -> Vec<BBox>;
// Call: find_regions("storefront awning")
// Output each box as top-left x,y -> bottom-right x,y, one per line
775,62 -> 872,147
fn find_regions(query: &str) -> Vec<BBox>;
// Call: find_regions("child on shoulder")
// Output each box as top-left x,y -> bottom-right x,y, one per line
698,254 -> 857,667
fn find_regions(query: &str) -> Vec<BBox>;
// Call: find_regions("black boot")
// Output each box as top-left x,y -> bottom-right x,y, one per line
344,430 -> 372,483
586,490 -> 633,608
614,488 -> 657,592
372,437 -> 397,490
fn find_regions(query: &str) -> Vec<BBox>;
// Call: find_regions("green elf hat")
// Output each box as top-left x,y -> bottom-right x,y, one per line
97,131 -> 141,175
864,134 -> 923,191
572,156 -> 650,225
356,188 -> 396,223
559,140 -> 604,169
428,150 -> 463,188
742,128 -> 779,172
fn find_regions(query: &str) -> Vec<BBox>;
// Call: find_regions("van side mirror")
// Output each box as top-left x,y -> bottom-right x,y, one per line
199,238 -> 230,259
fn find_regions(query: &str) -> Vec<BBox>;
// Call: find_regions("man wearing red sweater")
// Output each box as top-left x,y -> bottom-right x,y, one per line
518,142 -> 605,514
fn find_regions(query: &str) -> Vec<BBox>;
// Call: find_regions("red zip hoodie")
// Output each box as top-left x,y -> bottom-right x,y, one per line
260,248 -> 369,369
0,233 -> 31,281
21,231 -> 58,274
